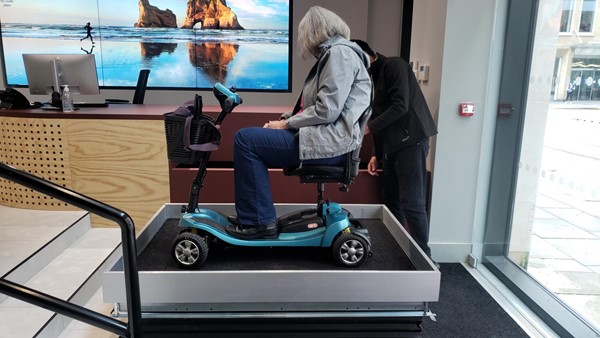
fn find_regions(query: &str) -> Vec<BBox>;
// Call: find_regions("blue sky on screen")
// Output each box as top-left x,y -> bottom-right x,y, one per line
1,0 -> 289,30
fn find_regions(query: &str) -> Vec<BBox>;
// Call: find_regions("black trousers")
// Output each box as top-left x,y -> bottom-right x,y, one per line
382,138 -> 431,257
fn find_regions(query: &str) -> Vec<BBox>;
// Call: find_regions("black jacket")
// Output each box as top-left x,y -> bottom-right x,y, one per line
367,53 -> 438,158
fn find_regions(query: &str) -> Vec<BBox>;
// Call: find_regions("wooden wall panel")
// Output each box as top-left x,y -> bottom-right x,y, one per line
65,119 -> 169,228
1,116 -> 169,229
0,117 -> 75,210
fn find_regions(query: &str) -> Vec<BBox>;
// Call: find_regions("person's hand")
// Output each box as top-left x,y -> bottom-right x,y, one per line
367,156 -> 378,176
263,120 -> 288,129
364,125 -> 371,135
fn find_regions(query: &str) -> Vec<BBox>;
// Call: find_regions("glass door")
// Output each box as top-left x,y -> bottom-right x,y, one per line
483,0 -> 600,336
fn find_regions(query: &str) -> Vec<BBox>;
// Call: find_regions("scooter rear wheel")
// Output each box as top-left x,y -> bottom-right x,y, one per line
332,232 -> 368,267
172,232 -> 209,268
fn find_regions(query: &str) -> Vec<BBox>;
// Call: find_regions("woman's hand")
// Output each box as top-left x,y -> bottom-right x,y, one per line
263,120 -> 288,129
367,156 -> 379,176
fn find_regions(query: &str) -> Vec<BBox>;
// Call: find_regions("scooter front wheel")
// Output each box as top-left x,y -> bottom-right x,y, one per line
172,232 -> 209,268
332,232 -> 368,267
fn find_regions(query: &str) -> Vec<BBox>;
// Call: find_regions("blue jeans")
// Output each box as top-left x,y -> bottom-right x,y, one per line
382,138 -> 431,256
234,127 -> 344,225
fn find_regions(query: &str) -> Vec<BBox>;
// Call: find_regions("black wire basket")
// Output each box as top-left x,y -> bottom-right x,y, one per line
164,112 -> 219,164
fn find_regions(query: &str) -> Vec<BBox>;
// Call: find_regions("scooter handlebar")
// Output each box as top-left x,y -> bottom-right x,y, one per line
214,83 -> 242,106
212,83 -> 242,126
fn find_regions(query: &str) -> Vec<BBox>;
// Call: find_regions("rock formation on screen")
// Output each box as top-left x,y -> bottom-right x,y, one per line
135,0 -> 177,28
181,0 -> 244,30
187,42 -> 238,82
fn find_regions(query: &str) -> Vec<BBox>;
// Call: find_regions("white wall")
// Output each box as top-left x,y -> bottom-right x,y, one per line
410,1 -> 446,122
421,0 -> 507,262
365,0 -> 404,56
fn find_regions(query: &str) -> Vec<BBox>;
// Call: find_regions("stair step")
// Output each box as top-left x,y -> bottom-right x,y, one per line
0,206 -> 89,304
57,288 -> 121,338
0,228 -> 121,338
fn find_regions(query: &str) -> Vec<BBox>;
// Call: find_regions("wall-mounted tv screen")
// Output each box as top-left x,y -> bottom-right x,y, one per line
0,0 -> 292,92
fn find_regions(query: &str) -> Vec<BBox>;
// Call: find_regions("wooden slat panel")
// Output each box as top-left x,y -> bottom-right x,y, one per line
65,119 -> 169,228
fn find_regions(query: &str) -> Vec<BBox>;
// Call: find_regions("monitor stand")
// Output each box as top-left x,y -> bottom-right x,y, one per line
49,59 -> 63,108
51,91 -> 62,108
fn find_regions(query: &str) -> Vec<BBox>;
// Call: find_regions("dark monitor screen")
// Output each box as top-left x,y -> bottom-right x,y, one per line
22,54 -> 100,96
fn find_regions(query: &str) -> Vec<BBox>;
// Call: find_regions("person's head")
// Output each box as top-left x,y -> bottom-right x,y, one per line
351,39 -> 375,57
351,39 -> 376,62
297,6 -> 351,59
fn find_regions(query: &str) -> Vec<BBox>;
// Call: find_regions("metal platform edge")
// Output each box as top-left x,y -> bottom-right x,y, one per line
102,203 -> 440,316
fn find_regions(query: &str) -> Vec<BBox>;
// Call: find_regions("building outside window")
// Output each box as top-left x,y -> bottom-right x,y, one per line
561,0 -> 575,32
554,0 -> 600,101
579,0 -> 596,32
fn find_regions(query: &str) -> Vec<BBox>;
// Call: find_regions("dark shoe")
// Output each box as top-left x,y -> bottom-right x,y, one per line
226,221 -> 278,239
227,215 -> 242,226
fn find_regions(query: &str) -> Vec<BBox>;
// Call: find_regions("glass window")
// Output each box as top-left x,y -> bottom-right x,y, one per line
483,0 -> 600,336
561,0 -> 574,32
580,0 -> 596,32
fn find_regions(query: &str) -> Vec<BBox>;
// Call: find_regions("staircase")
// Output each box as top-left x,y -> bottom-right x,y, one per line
0,205 -> 122,338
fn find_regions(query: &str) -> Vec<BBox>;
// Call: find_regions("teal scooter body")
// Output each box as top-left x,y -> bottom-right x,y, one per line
169,83 -> 372,269
179,201 -> 355,248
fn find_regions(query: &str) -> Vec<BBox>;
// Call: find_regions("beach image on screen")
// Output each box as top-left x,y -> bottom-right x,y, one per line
0,0 -> 291,91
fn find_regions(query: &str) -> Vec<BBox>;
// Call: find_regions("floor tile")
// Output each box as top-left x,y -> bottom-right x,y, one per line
0,239 -> 48,276
545,238 -> 600,266
0,225 -> 66,242
527,269 -> 580,293
24,248 -> 116,300
534,207 -> 558,219
535,195 -> 570,208
527,258 -> 590,272
0,306 -> 52,338
543,208 -> 600,232
548,271 -> 600,295
59,284 -> 122,338
528,235 -> 570,259
532,218 -> 596,239
581,201 -> 600,217
0,205 -> 85,228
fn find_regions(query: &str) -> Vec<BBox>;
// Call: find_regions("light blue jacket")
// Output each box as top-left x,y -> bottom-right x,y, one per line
285,36 -> 372,160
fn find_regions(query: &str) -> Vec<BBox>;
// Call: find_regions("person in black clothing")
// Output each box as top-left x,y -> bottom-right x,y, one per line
80,22 -> 94,44
352,39 -> 438,259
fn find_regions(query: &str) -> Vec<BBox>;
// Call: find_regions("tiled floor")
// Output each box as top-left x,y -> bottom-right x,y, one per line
518,103 -> 600,331
526,189 -> 600,330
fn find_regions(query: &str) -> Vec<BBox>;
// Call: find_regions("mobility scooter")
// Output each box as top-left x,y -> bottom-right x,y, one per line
164,83 -> 372,269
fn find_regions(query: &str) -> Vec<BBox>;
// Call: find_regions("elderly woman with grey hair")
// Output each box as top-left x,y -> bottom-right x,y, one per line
226,6 -> 372,239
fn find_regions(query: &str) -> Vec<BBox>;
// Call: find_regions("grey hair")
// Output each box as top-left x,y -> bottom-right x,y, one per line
297,6 -> 351,59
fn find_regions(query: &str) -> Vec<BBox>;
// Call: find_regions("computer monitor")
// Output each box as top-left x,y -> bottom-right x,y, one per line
22,54 -> 100,97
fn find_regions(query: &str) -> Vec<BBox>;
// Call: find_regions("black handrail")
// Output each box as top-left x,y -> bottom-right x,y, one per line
0,162 -> 142,338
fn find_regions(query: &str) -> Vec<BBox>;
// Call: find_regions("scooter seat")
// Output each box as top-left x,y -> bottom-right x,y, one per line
283,147 -> 361,187
283,165 -> 345,183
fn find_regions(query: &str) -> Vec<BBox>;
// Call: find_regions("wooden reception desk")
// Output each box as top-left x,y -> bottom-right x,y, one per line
1,104 -> 381,229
